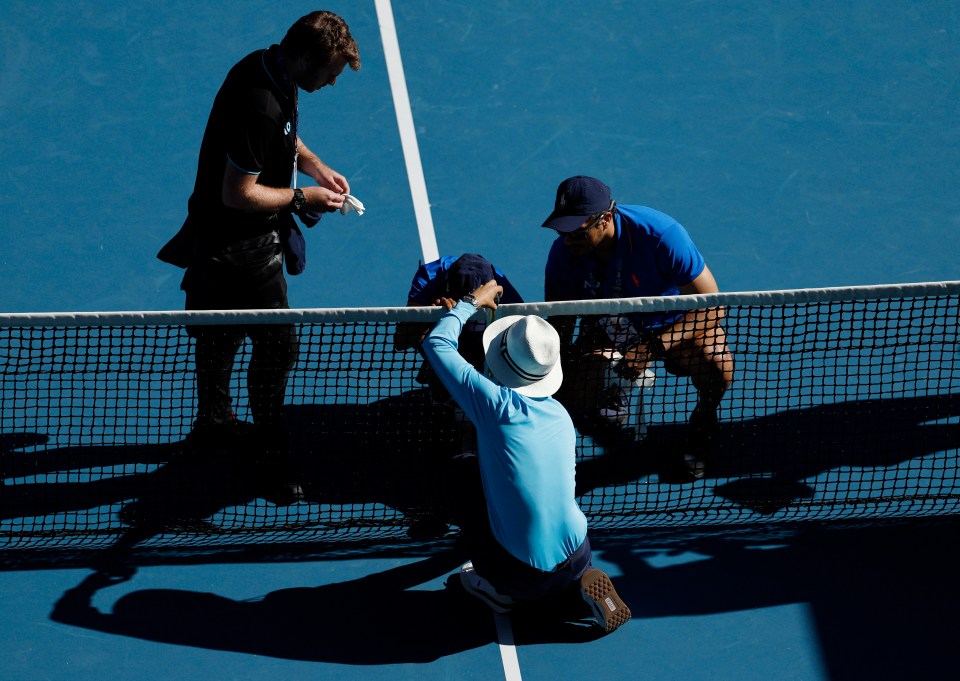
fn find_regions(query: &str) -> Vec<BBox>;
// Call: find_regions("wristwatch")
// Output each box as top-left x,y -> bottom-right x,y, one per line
291,188 -> 306,214
460,294 -> 481,310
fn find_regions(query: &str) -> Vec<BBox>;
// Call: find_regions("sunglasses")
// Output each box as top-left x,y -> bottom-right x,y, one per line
556,210 -> 608,240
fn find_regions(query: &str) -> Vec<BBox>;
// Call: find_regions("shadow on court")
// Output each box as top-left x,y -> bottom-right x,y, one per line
2,391 -> 958,557
601,517 -> 959,680
577,392 -> 960,516
5,390 -> 957,666
45,517 -> 959,667
0,389 -> 461,550
48,548 -> 608,663
49,551 -> 504,664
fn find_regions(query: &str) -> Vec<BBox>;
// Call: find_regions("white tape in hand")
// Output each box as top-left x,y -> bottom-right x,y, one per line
340,193 -> 365,216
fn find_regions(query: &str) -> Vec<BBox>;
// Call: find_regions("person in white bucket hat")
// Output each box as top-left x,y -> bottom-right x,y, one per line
421,279 -> 631,635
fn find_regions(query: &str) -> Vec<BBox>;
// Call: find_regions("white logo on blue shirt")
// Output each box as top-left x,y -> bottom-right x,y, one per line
583,272 -> 601,295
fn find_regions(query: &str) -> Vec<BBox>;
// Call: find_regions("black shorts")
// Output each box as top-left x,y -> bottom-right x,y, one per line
182,235 -> 287,311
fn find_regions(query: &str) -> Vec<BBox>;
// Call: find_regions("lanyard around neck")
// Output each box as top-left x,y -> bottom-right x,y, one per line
291,86 -> 299,189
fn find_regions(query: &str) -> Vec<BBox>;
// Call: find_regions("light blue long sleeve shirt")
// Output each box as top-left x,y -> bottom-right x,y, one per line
422,302 -> 588,570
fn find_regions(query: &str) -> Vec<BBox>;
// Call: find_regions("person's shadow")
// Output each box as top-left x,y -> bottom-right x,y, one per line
50,550 -> 492,664
49,546 -> 606,663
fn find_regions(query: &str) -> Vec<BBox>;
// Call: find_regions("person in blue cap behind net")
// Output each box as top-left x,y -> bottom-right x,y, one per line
541,176 -> 734,480
421,278 -> 631,635
395,253 -> 523,410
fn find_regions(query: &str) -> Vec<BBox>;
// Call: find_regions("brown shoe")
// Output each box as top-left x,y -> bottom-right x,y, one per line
579,568 -> 631,634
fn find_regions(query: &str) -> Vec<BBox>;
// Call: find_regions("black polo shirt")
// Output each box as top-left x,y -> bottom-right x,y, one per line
186,45 -> 297,255
178,45 -> 300,310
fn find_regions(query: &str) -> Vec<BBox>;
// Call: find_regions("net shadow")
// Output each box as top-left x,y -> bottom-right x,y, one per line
576,392 -> 960,521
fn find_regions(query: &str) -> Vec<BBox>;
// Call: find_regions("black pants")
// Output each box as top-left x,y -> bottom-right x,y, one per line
186,324 -> 299,430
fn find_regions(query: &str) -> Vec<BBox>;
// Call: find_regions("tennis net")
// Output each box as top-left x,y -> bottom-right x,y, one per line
1,280 -> 958,549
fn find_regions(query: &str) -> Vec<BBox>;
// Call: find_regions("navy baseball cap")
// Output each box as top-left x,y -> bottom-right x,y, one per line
541,176 -> 612,233
446,253 -> 496,298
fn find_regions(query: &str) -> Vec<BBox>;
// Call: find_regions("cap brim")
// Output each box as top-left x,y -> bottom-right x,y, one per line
481,315 -> 564,398
541,212 -> 590,233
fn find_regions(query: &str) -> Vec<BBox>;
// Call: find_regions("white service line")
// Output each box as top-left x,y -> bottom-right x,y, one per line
495,613 -> 524,681
374,0 -> 440,263
375,4 -> 519,678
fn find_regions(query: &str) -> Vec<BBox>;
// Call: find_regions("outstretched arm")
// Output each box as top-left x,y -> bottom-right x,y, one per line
422,280 -> 504,424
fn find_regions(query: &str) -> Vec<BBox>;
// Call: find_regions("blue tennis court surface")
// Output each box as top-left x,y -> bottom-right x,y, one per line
2,1 -> 959,679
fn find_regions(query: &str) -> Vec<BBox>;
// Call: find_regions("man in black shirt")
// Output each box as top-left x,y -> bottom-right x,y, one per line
161,11 -> 360,502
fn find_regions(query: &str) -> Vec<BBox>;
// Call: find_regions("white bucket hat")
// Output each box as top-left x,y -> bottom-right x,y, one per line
481,315 -> 563,397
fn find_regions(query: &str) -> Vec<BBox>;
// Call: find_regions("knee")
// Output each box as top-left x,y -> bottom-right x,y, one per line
251,327 -> 300,371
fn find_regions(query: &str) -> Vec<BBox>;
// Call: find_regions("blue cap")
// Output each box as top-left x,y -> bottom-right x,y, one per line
541,176 -> 612,233
446,253 -> 496,297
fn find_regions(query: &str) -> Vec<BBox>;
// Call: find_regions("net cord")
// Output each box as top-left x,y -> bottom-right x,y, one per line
1,280 -> 959,327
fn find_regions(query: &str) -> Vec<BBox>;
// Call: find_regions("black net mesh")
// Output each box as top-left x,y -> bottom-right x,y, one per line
1,284 -> 958,550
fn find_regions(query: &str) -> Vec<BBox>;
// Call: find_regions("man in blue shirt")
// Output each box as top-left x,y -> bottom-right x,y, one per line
542,176 -> 734,479
421,279 -> 631,634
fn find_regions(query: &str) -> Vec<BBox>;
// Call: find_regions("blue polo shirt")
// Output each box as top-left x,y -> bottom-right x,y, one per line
544,204 -> 705,331
421,303 -> 588,570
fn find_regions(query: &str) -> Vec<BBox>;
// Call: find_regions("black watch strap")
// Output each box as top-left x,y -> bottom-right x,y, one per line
291,188 -> 306,214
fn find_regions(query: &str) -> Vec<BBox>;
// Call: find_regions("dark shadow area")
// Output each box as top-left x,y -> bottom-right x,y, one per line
49,551 -> 504,664
3,392 -> 958,561
0,389 -> 466,564
577,392 -> 960,516
47,517 -> 957,667
599,517 -> 959,680
48,539 -> 611,664
1,434 -> 183,521
285,388 -> 461,520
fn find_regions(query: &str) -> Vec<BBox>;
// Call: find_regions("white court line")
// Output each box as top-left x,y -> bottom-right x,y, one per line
495,614 -> 524,681
375,4 -> 520,678
374,0 -> 440,263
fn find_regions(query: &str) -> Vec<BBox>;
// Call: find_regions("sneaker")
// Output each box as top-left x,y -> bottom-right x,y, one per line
579,568 -> 631,634
458,561 -> 515,614
597,386 -> 629,426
